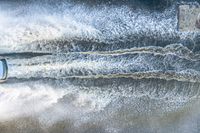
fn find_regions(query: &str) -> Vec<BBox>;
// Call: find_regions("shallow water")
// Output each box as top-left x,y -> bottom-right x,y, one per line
0,0 -> 200,133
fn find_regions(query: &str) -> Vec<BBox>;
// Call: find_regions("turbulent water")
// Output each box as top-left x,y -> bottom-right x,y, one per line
0,0 -> 200,133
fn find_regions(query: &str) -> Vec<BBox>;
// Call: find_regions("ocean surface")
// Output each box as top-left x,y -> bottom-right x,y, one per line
0,0 -> 200,133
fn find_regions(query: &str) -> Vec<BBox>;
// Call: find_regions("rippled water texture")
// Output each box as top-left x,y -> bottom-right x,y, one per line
0,0 -> 200,133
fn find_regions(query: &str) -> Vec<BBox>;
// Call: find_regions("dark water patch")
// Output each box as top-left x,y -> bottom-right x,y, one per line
0,52 -> 51,59
68,0 -> 175,11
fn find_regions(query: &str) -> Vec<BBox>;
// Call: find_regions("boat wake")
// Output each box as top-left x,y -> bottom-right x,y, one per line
0,0 -> 200,133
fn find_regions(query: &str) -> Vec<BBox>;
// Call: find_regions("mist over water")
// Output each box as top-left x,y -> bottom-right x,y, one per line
0,0 -> 200,133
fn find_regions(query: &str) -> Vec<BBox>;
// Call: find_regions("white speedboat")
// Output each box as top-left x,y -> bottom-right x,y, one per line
0,59 -> 8,82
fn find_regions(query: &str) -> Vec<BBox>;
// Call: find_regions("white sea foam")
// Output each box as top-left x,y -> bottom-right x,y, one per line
0,81 -> 111,121
0,1 -> 178,53
1,1 -> 200,133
